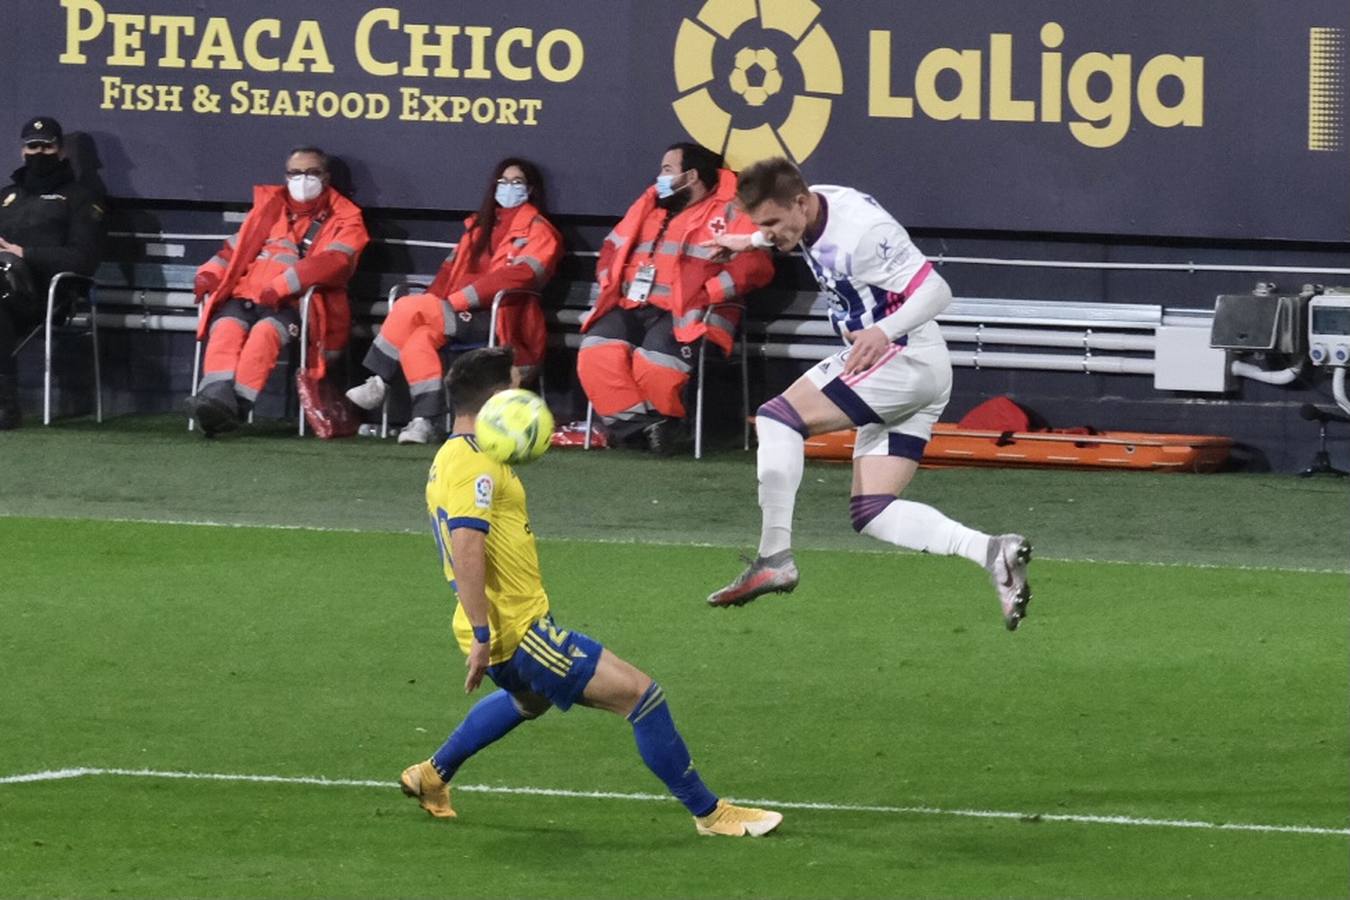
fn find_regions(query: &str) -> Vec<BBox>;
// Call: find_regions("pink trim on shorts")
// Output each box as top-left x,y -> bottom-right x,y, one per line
842,344 -> 900,386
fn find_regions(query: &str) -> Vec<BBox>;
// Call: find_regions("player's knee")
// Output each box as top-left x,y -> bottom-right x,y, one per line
756,395 -> 808,437
510,691 -> 551,720
850,493 -> 895,533
626,678 -> 664,723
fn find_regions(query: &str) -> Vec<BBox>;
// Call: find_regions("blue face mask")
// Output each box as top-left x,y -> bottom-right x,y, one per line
654,174 -> 679,199
495,182 -> 529,208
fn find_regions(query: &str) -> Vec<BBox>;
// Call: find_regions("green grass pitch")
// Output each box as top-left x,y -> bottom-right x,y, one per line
1,418 -> 1347,898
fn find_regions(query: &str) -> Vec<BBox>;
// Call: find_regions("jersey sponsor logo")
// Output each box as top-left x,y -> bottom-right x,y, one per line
474,474 -> 493,509
40,194 -> 69,201
672,0 -> 843,169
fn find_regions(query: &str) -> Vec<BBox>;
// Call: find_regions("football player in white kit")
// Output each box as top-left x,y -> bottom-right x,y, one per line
704,158 -> 1032,630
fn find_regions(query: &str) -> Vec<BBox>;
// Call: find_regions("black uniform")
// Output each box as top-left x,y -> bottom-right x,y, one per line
0,156 -> 105,392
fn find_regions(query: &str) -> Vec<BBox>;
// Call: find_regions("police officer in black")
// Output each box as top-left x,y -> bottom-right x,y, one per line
0,116 -> 105,428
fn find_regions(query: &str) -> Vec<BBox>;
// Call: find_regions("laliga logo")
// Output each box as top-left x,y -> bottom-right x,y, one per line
672,0 -> 842,169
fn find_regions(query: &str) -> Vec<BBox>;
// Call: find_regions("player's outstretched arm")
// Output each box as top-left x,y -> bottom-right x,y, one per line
699,231 -> 759,263
449,527 -> 491,693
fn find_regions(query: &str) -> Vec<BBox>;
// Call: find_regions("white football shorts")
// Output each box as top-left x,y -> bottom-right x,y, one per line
805,336 -> 953,459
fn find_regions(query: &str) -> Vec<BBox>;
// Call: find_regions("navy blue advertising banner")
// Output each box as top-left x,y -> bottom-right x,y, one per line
1,0 -> 1346,240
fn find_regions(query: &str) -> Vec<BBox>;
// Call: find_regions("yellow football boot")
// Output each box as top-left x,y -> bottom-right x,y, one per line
399,760 -> 456,819
694,799 -> 783,837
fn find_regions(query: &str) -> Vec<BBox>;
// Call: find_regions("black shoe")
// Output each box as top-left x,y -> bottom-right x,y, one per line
644,418 -> 687,456
185,394 -> 240,437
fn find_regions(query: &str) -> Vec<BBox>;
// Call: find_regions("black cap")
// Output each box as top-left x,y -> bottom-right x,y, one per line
21,116 -> 63,145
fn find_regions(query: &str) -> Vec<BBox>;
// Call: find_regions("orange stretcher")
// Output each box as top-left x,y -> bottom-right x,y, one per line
803,424 -> 1233,472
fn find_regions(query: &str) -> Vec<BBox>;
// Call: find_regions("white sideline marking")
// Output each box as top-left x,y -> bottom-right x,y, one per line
2,513 -> 1345,575
3,767 -> 1346,838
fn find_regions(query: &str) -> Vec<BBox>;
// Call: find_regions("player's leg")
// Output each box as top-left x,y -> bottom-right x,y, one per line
401,687 -> 548,819
580,647 -> 782,837
847,350 -> 1032,629
706,358 -> 856,608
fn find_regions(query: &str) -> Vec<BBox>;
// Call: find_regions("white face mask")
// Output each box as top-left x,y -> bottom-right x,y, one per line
495,182 -> 529,209
287,173 -> 324,203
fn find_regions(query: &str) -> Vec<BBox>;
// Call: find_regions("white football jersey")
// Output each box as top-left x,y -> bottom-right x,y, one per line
801,185 -> 944,349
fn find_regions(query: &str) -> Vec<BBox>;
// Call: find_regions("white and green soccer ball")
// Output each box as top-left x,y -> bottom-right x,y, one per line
474,389 -> 554,465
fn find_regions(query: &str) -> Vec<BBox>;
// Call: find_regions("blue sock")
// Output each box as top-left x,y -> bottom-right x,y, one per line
431,689 -> 527,781
627,682 -> 719,818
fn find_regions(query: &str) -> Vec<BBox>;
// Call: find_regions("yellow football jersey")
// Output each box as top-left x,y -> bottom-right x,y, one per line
425,434 -> 549,664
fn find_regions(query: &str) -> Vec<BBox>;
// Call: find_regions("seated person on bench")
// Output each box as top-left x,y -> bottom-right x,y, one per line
186,145 -> 368,436
0,116 -> 106,429
346,157 -> 562,445
576,142 -> 772,454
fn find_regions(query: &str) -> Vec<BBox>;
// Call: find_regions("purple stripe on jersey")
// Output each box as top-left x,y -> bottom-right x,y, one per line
888,433 -> 928,461
850,493 -> 894,532
820,377 -> 883,427
757,395 -> 809,437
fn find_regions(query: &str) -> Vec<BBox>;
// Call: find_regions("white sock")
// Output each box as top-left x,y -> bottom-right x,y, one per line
861,499 -> 990,565
756,416 -> 805,557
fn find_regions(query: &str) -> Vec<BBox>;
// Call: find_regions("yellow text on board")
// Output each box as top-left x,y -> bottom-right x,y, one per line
59,0 -> 586,83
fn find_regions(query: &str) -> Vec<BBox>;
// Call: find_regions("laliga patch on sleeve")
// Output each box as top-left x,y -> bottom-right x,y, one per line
474,475 -> 494,509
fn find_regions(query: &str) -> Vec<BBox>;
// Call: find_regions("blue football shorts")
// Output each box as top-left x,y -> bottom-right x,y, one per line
487,613 -> 604,711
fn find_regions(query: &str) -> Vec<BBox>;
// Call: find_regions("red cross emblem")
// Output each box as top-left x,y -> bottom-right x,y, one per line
707,216 -> 727,236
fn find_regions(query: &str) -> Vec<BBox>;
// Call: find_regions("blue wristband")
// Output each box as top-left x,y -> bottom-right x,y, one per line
472,625 -> 490,644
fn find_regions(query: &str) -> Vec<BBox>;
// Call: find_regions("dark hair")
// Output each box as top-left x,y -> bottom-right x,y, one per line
735,157 -> 809,211
665,142 -> 722,191
470,157 -> 547,260
286,145 -> 330,172
446,346 -> 516,415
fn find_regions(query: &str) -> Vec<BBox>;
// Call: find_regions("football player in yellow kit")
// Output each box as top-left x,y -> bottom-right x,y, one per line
402,346 -> 781,838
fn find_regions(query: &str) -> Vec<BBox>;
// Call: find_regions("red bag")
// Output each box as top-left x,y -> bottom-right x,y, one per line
550,421 -> 608,449
296,372 -> 361,439
957,396 -> 1033,432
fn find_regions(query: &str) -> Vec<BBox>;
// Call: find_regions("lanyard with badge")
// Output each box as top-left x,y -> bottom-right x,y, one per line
626,212 -> 673,303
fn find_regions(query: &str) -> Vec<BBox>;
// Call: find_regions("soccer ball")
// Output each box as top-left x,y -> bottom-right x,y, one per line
475,389 -> 555,465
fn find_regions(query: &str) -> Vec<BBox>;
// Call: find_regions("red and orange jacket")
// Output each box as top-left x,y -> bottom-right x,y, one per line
195,185 -> 369,377
427,202 -> 562,312
583,169 -> 773,354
